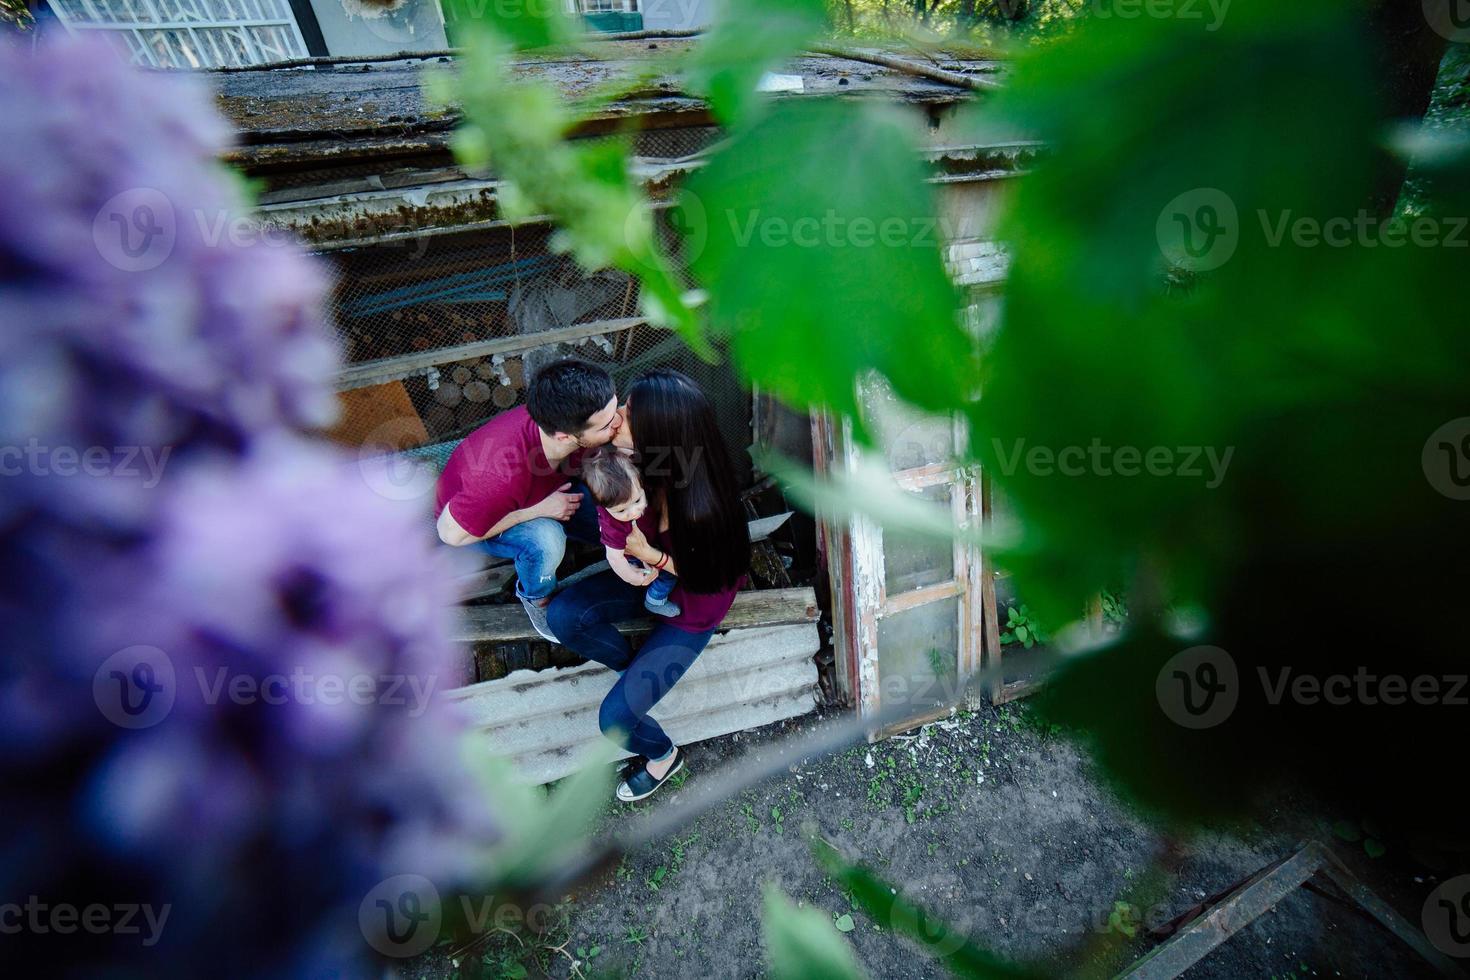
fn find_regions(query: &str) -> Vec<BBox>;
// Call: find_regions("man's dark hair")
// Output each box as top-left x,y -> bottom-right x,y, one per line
525,359 -> 614,436
581,446 -> 639,508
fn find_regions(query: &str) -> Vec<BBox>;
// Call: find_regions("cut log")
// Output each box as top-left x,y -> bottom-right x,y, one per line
491,384 -> 519,409
463,380 -> 492,403
433,382 -> 463,408
424,404 -> 455,433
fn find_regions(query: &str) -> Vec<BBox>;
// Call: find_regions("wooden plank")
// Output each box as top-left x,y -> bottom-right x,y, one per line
455,565 -> 517,603
335,317 -> 651,391
324,380 -> 428,448
1313,846 -> 1468,978
454,585 -> 819,643
748,511 -> 793,543
882,579 -> 962,616
1118,846 -> 1324,980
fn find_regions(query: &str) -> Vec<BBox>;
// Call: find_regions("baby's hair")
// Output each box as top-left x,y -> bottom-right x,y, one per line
581,446 -> 640,508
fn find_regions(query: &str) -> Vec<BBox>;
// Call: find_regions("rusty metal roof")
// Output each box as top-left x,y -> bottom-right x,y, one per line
207,40 -> 1002,173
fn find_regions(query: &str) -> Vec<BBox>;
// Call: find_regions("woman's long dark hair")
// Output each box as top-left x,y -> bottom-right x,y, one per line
627,369 -> 748,593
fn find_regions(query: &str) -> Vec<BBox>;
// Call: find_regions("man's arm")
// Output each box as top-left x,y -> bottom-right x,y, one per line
437,483 -> 582,547
437,502 -> 533,547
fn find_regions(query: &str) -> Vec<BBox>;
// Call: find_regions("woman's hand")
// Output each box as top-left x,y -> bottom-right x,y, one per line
623,521 -> 660,564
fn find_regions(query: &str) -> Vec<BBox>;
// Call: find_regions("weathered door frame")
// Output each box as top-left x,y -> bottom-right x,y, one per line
812,408 -> 1000,738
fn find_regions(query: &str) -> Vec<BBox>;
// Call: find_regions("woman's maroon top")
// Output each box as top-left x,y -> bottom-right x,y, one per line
624,510 -> 741,634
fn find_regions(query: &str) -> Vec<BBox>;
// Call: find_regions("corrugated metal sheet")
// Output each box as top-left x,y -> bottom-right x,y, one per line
445,623 -> 820,784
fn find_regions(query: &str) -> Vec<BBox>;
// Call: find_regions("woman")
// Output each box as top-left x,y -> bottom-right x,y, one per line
546,369 -> 749,802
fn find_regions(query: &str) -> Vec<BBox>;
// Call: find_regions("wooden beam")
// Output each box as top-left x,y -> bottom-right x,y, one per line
454,585 -> 819,643
335,317 -> 652,391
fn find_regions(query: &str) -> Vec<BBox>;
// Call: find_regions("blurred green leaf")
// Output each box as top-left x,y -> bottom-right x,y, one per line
762,884 -> 867,980
442,0 -> 572,51
434,33 -> 706,353
681,0 -> 829,126
809,837 -> 1047,979
763,450 -> 986,546
484,745 -> 617,887
685,99 -> 976,428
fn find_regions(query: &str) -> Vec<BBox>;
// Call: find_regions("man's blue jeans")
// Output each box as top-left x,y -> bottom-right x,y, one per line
546,571 -> 713,759
474,481 -> 600,601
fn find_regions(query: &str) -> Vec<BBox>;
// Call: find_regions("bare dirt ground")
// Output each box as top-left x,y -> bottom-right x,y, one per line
407,701 -> 1448,979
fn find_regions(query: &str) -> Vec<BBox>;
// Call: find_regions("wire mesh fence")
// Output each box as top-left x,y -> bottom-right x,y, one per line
316,158 -> 752,485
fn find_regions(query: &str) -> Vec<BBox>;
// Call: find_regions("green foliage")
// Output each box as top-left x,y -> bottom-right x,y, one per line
683,0 -> 830,126
429,23 -> 704,353
809,837 -> 1049,979
685,99 -> 976,429
999,603 -> 1047,648
1106,901 -> 1139,939
473,748 -> 615,888
441,0 -> 572,51
1100,589 -> 1128,628
827,0 -> 1085,44
762,885 -> 868,980
961,2 -> 1470,832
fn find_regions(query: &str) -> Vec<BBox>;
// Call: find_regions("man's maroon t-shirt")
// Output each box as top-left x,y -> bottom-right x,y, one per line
597,507 -> 742,635
435,406 -> 575,538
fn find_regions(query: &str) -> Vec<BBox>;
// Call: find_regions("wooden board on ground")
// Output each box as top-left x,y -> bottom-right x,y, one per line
324,380 -> 428,448
454,586 -> 820,643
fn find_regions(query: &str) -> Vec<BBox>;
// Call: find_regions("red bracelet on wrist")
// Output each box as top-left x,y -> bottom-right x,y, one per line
654,551 -> 669,571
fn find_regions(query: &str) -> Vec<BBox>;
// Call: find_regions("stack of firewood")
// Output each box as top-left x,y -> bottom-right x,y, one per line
423,354 -> 526,434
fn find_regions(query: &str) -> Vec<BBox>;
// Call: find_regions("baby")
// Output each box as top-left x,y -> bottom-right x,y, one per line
580,446 -> 681,618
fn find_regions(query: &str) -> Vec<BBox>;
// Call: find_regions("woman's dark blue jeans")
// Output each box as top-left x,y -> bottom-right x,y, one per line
547,571 -> 713,759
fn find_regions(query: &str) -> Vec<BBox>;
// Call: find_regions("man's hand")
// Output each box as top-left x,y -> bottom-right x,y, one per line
535,482 -> 583,521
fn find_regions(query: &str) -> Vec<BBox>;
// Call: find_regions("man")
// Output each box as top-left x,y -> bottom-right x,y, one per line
436,359 -> 620,641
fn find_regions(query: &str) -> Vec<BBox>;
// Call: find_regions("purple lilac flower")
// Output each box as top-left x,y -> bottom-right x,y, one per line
1,36 -> 493,977
0,35 -> 339,527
